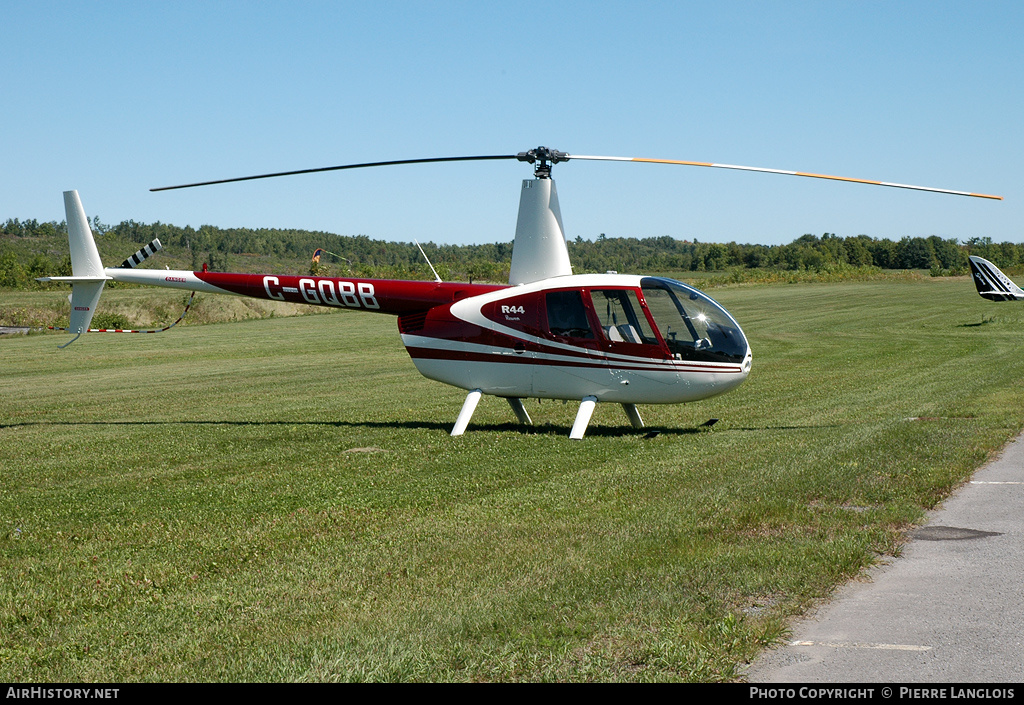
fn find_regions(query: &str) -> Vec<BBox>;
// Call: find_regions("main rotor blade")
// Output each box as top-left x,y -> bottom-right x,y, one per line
565,154 -> 1003,200
150,154 -> 519,192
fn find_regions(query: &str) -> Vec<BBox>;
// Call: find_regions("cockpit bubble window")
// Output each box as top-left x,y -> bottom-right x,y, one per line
546,290 -> 594,339
640,277 -> 748,363
591,289 -> 659,345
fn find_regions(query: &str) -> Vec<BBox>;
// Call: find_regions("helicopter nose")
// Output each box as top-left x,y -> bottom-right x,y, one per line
727,348 -> 753,392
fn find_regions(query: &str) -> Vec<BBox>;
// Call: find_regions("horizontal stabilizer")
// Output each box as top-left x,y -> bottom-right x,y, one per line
37,275 -> 111,283
968,256 -> 1024,301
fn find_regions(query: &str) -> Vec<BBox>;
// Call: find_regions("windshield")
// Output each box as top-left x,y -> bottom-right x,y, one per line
640,277 -> 748,363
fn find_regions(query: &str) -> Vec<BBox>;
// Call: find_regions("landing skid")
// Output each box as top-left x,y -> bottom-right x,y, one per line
450,392 -> 646,439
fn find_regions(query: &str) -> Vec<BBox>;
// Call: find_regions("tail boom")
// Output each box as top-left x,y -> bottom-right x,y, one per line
107,268 -> 506,315
43,190 -> 507,342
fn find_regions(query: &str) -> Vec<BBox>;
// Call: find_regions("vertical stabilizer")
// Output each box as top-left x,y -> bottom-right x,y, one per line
508,179 -> 573,285
64,190 -> 105,278
68,281 -> 106,334
42,191 -> 110,339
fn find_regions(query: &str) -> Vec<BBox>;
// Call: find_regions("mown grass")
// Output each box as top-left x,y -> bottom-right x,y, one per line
2,277 -> 1024,682
0,287 -> 334,330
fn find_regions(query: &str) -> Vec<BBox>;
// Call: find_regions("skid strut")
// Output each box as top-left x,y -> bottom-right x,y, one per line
570,396 -> 599,440
451,389 -> 483,437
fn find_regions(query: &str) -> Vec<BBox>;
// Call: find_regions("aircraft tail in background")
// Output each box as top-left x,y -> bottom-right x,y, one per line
968,256 -> 1024,301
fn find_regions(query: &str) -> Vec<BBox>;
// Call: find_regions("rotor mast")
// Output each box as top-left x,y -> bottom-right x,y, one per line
509,147 -> 574,285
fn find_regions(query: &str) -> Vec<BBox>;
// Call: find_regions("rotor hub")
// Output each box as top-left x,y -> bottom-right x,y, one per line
515,146 -> 569,178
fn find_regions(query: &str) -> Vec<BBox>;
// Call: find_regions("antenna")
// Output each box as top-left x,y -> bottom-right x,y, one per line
415,240 -> 442,283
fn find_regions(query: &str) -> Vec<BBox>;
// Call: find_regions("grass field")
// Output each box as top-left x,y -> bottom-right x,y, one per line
0,286 -> 330,330
2,277 -> 1024,682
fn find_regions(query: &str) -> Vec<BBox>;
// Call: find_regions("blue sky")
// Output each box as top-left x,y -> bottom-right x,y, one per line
3,1 -> 1020,246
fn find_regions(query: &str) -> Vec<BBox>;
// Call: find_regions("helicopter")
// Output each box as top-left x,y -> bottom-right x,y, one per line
41,147 -> 1001,438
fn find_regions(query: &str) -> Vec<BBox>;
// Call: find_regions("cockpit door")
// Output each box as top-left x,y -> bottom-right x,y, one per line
542,289 -> 602,356
588,288 -> 668,359
533,288 -> 608,398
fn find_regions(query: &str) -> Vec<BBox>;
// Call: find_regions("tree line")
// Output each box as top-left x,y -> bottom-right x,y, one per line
2,215 -> 1020,289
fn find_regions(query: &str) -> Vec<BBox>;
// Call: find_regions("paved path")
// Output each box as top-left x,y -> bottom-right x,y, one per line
745,434 -> 1024,683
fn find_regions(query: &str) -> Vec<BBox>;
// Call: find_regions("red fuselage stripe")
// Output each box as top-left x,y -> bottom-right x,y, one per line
193,271 -> 506,314
404,346 -> 743,373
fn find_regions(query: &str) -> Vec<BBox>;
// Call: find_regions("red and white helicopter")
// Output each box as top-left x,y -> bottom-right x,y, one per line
42,147 -> 1001,438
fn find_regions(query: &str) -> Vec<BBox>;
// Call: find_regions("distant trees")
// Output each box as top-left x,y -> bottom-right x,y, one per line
2,213 -> 1021,289
565,231 -> 1007,275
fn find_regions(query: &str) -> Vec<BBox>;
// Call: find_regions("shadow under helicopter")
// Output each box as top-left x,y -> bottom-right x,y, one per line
1,419 -> 840,436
